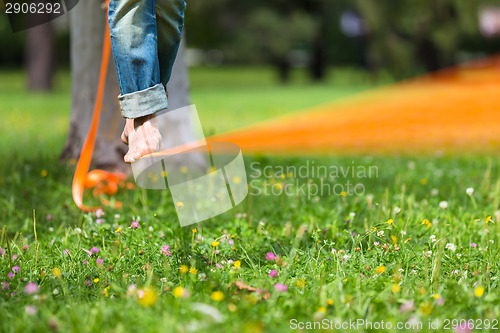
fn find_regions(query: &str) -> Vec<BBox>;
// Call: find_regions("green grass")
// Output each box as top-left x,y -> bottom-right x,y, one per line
0,68 -> 499,333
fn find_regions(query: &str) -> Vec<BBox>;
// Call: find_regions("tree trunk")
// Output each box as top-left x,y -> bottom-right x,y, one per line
61,1 -> 195,174
26,18 -> 54,91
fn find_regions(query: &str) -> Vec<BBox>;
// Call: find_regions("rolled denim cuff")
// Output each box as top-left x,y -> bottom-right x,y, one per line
118,83 -> 168,118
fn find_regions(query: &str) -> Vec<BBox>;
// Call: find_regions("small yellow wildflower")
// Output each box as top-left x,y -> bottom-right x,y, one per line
212,241 -> 220,247
295,279 -> 306,288
192,228 -> 197,233
474,286 -> 484,297
327,299 -> 334,305
211,291 -> 224,301
179,265 -> 188,274
387,219 -> 394,225
103,286 -> 110,297
94,278 -> 99,283
317,307 -> 327,313
52,267 -> 61,278
41,170 -> 48,177
391,235 -> 398,243
420,178 -> 427,185
173,286 -> 186,298
162,170 -> 167,178
176,201 -> 184,207
391,284 -> 401,293
189,267 -> 198,275
486,216 -> 492,224
419,301 -> 433,315
115,227 -> 123,233
234,260 -> 241,268
137,287 -> 157,306
341,191 -> 347,197
422,219 -> 431,228
377,266 -> 386,274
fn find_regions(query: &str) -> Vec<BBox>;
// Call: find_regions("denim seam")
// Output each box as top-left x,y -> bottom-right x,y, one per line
118,83 -> 168,118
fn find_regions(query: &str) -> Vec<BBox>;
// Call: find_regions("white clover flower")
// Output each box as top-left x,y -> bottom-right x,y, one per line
411,269 -> 418,275
431,188 -> 439,197
439,201 -> 448,209
74,228 -> 82,234
377,230 -> 385,237
160,277 -> 167,283
53,289 -> 59,295
430,235 -> 436,242
466,188 -> 474,196
394,207 -> 401,214
49,227 -> 54,233
114,214 -> 121,219
423,250 -> 432,258
198,273 -> 207,281
148,226 -> 154,232
349,212 -> 356,217
456,253 -> 462,259
445,243 -> 456,251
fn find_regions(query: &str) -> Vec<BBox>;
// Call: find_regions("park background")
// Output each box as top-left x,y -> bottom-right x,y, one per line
1,1 -> 500,332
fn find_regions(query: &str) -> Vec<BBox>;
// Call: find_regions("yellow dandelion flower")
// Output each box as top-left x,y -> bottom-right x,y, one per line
115,227 -> 123,233
52,267 -> 61,278
94,278 -> 99,283
173,286 -> 186,298
474,286 -> 484,297
373,227 -> 377,232
103,285 -> 110,297
275,182 -> 282,190
211,291 -> 224,301
231,234 -> 235,238
179,265 -> 188,274
162,170 -> 167,178
232,247 -> 236,250
192,228 -> 197,233
420,178 -> 427,185
391,235 -> 398,243
432,294 -> 441,299
176,201 -> 184,207
137,287 -> 157,306
212,241 -> 220,247
377,266 -> 386,274
41,170 -> 48,177
341,191 -> 347,197
391,284 -> 401,293
327,299 -> 334,305
486,216 -> 492,224
387,219 -> 394,225
189,267 -> 197,275
234,260 -> 241,268
280,174 -> 286,179
317,307 -> 327,313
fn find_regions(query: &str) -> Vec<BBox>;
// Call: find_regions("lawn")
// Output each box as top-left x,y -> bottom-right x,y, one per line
0,67 -> 499,333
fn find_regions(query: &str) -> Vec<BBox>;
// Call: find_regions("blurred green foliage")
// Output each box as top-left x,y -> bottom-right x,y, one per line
1,0 -> 500,80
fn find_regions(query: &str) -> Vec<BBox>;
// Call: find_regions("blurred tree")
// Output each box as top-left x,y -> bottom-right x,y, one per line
232,8 -> 317,82
26,18 -> 54,90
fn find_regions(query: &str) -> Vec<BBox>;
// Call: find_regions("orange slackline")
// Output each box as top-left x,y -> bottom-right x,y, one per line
72,0 -> 127,212
209,55 -> 500,156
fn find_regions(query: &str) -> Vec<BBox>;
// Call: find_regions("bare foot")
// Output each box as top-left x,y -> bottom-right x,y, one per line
121,114 -> 162,163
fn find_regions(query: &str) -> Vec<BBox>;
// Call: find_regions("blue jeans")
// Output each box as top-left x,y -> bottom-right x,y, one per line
108,0 -> 186,119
